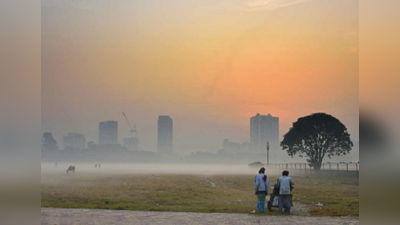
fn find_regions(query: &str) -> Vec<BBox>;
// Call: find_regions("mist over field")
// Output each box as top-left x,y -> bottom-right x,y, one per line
41,163 -> 273,176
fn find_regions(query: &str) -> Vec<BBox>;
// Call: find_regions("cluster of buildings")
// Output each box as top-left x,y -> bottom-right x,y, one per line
48,113 -> 281,162
59,115 -> 174,155
44,112 -> 359,164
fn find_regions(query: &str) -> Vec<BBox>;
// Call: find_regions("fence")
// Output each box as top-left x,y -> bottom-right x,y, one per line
265,162 -> 359,178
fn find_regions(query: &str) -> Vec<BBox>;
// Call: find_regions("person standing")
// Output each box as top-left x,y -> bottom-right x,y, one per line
254,167 -> 269,212
278,170 -> 294,215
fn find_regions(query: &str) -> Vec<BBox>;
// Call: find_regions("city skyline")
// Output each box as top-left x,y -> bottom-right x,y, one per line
46,112 -> 357,156
42,0 -> 359,154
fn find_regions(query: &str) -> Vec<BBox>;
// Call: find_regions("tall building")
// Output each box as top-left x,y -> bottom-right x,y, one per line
99,121 -> 118,145
158,116 -> 173,154
250,113 -> 279,153
63,133 -> 86,150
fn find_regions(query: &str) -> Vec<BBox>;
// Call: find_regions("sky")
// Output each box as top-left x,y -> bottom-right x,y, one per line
41,0 -> 359,153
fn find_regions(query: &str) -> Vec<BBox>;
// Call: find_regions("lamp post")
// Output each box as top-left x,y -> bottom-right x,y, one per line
266,141 -> 269,165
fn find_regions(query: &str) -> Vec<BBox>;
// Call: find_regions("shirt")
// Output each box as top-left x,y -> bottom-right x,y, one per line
254,174 -> 269,192
278,176 -> 294,195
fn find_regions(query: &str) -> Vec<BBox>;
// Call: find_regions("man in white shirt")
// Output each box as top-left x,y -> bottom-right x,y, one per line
278,170 -> 294,214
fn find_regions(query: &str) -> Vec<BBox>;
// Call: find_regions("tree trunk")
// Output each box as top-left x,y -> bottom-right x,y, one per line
313,158 -> 323,170
314,164 -> 321,170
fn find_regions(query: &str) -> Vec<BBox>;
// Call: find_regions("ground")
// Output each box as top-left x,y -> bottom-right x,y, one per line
41,208 -> 359,225
41,168 -> 359,217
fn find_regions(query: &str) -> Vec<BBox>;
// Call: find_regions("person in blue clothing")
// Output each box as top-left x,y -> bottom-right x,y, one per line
254,167 -> 269,212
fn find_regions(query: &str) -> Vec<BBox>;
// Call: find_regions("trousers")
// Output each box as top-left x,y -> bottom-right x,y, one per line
256,192 -> 266,212
278,194 -> 292,212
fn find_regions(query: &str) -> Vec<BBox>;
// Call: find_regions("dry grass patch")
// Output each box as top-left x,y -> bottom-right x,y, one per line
41,172 -> 358,216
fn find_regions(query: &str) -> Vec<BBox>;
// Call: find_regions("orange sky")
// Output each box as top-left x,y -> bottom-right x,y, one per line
42,0 -> 358,153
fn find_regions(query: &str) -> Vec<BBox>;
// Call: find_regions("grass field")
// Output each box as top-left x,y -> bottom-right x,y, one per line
41,167 -> 358,217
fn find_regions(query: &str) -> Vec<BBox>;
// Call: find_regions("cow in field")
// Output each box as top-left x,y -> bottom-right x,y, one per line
66,165 -> 75,174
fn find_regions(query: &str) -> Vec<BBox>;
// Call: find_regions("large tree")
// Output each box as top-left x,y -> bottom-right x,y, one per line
281,113 -> 353,170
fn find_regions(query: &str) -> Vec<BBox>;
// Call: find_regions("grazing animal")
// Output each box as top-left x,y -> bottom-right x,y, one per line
66,165 -> 75,174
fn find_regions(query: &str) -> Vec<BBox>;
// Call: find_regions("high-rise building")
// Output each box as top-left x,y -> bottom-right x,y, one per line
99,121 -> 118,145
158,116 -> 173,154
250,113 -> 279,153
63,133 -> 86,150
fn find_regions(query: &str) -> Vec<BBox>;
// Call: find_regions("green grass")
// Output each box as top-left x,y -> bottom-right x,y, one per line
41,173 -> 358,216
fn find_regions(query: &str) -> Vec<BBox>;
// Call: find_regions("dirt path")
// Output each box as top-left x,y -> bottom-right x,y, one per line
41,208 -> 359,225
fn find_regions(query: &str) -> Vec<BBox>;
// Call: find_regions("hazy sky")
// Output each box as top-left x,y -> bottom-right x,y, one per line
41,0 -> 359,153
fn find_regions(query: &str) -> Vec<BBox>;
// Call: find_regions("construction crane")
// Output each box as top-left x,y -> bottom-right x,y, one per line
122,112 -> 137,138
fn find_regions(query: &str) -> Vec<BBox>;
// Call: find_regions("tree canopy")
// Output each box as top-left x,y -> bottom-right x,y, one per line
280,113 -> 353,170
